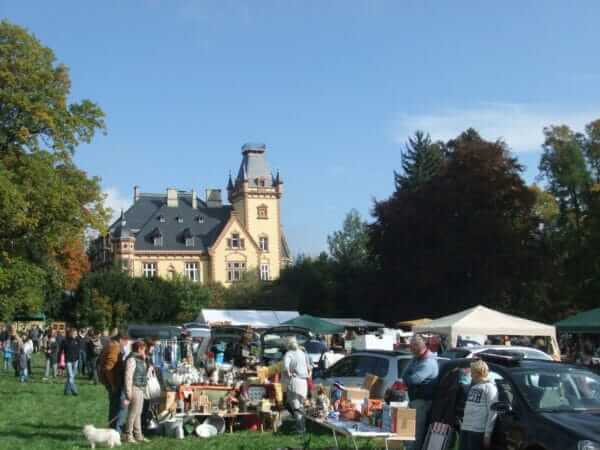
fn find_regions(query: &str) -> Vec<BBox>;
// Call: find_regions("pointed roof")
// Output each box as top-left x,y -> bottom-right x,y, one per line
227,172 -> 234,191
236,143 -> 274,188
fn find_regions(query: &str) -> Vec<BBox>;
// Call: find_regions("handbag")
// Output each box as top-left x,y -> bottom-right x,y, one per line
144,367 -> 162,400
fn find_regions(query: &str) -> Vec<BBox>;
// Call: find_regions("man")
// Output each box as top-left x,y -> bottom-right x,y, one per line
283,337 -> 312,433
404,335 -> 439,450
60,328 -> 81,395
99,332 -> 129,432
30,326 -> 40,353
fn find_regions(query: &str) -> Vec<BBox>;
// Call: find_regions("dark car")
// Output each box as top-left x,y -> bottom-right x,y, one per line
434,354 -> 600,450
260,325 -> 312,364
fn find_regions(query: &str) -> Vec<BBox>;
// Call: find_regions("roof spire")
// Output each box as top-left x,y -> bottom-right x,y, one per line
227,171 -> 234,191
120,208 -> 126,226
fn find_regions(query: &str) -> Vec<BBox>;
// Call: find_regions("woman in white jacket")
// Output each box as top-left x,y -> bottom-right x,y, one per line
460,360 -> 499,450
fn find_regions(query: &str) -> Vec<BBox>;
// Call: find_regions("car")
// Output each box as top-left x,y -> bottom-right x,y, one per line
208,325 -> 260,366
260,325 -> 313,365
313,350 -> 414,399
433,354 -> 600,450
182,323 -> 211,358
440,345 -> 553,361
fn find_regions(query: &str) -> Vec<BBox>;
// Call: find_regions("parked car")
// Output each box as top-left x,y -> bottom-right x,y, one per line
434,354 -> 600,450
313,350 -> 414,399
208,325 -> 260,365
182,323 -> 211,358
440,345 -> 553,361
260,325 -> 313,365
304,339 -> 328,368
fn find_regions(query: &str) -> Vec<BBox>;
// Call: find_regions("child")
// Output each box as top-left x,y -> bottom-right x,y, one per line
3,340 -> 12,371
459,360 -> 499,450
18,347 -> 28,383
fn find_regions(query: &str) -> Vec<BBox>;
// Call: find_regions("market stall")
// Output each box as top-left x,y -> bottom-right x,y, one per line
413,305 -> 560,359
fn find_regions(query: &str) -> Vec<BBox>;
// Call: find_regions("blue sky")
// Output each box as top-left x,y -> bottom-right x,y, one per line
3,1 -> 600,255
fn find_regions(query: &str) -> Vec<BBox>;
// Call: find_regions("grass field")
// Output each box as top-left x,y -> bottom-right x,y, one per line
0,355 -> 386,450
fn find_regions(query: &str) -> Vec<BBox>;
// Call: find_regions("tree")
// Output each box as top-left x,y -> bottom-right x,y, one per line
0,257 -> 47,321
394,131 -> 445,191
327,209 -> 370,267
55,237 -> 91,291
0,20 -> 108,316
371,129 -> 541,320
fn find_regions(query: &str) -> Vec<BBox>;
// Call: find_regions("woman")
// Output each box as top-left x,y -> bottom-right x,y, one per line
460,360 -> 499,450
60,328 -> 81,395
44,329 -> 59,380
123,341 -> 150,444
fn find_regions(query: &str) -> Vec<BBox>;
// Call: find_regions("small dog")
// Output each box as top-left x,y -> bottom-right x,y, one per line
82,424 -> 121,448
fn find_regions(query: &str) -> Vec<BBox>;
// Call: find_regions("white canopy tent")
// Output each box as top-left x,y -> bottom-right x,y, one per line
413,305 -> 560,358
197,309 -> 299,328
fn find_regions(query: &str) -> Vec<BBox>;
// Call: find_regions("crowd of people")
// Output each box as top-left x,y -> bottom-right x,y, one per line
0,324 -> 155,444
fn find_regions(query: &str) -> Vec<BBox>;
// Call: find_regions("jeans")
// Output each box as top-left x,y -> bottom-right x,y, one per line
44,358 -> 57,378
405,398 -> 432,450
64,361 -> 79,395
78,350 -> 87,374
459,430 -> 484,450
88,356 -> 99,383
20,368 -> 28,383
3,357 -> 10,371
107,385 -> 128,433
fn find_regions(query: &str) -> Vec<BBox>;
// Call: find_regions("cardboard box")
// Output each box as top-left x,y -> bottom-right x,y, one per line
391,407 -> 416,440
362,373 -> 385,399
342,387 -> 370,402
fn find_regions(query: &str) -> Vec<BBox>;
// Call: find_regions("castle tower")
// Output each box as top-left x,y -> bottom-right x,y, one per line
228,143 -> 285,280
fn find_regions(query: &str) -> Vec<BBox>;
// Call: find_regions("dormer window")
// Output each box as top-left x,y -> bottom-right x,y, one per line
158,215 -> 166,223
176,217 -> 183,223
153,236 -> 163,247
185,237 -> 194,247
227,233 -> 245,249
196,216 -> 204,224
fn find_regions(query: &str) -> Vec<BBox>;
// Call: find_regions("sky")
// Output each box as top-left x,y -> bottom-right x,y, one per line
2,1 -> 600,255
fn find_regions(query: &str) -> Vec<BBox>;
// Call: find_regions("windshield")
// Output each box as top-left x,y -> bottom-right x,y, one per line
513,368 -> 600,412
262,331 -> 310,361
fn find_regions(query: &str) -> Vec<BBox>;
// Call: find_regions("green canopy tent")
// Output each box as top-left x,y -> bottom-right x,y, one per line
282,314 -> 345,334
555,308 -> 600,334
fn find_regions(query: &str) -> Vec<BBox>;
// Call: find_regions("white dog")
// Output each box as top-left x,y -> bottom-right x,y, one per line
82,425 -> 121,448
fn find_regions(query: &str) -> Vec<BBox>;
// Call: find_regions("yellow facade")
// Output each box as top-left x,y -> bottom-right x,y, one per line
99,143 -> 289,286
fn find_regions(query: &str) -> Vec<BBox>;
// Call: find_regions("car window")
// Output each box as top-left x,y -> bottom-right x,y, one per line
356,356 -> 389,378
328,356 -> 358,378
440,349 -> 470,359
397,359 -> 410,378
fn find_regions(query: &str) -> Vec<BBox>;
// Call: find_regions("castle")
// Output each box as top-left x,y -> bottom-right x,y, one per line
93,143 -> 290,284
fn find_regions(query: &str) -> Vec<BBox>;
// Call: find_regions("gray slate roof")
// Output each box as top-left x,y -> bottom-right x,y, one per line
236,144 -> 275,188
109,192 -> 231,252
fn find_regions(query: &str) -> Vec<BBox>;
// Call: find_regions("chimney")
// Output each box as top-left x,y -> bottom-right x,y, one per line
205,189 -> 222,208
166,187 -> 178,207
192,188 -> 197,209
133,185 -> 140,202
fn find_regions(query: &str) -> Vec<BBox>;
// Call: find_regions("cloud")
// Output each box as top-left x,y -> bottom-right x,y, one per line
103,186 -> 131,223
393,104 -> 597,153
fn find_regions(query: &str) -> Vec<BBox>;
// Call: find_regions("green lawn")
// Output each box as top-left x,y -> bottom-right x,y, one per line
0,355 -> 386,450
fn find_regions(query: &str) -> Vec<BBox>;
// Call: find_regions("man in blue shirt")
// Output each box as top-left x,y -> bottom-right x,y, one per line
404,335 -> 439,450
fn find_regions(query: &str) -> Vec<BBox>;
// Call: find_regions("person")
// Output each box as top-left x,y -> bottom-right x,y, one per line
17,344 -> 28,383
44,329 -> 59,380
60,328 -> 81,395
78,328 -> 89,376
123,340 -> 150,444
459,360 -> 498,450
30,326 -> 41,353
3,337 -> 12,372
8,326 -> 22,377
283,336 -> 312,433
86,329 -> 102,384
404,335 -> 439,450
23,335 -> 34,378
99,332 -> 129,433
233,329 -> 253,368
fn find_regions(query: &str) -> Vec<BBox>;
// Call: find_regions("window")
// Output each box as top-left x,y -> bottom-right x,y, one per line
259,236 -> 269,252
260,263 -> 270,281
158,215 -> 166,223
227,233 -> 245,249
143,262 -> 157,278
184,262 -> 199,282
227,261 -> 246,282
197,216 -> 205,224
257,205 -> 268,219
177,217 -> 183,223
185,237 -> 194,247
153,236 -> 163,247
328,356 -> 359,377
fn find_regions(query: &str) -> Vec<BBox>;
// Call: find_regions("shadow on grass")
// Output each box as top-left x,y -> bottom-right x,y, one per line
22,423 -> 83,431
0,430 -> 78,442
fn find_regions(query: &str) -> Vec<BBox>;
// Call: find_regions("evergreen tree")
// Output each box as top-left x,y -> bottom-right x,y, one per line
394,131 -> 445,191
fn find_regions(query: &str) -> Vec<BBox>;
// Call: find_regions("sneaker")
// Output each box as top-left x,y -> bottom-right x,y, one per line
125,436 -> 137,444
136,437 -> 150,443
